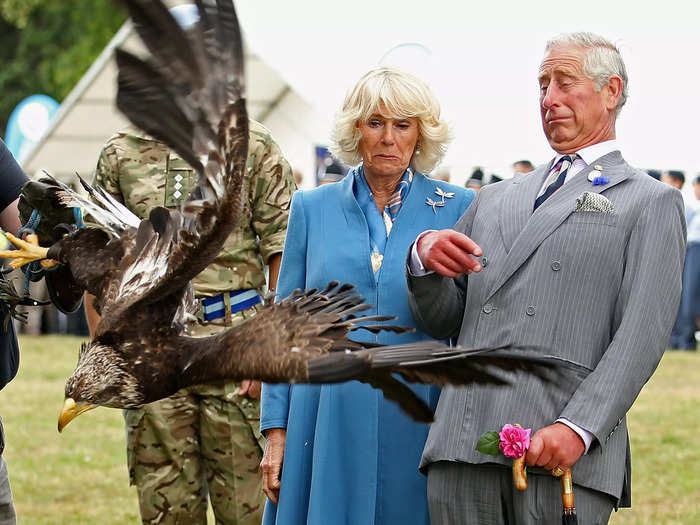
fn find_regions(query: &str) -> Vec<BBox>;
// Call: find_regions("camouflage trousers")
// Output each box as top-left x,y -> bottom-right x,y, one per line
124,305 -> 265,525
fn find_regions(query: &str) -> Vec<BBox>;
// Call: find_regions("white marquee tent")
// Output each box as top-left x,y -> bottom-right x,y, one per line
21,18 -> 328,188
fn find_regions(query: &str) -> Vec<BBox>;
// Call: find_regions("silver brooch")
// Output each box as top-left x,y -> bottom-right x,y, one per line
426,187 -> 455,214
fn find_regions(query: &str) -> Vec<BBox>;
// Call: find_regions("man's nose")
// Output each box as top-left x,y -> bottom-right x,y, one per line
541,85 -> 556,109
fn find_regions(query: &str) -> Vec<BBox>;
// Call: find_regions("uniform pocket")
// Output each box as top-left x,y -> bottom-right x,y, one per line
164,155 -> 196,207
235,395 -> 264,451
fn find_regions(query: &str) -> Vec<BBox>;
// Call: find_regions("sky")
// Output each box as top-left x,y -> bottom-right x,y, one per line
235,0 -> 700,184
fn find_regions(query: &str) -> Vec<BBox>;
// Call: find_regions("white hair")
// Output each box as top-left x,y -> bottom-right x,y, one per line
545,32 -> 628,112
330,66 -> 451,174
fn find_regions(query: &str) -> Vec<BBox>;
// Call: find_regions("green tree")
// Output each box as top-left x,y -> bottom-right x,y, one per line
0,0 -> 127,133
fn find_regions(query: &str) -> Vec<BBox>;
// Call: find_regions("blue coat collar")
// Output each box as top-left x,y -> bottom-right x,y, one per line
339,165 -> 442,221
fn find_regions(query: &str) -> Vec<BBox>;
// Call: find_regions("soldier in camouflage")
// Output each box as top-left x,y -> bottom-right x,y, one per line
85,120 -> 296,524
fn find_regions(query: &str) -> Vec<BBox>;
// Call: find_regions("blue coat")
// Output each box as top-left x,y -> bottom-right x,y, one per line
261,169 -> 474,525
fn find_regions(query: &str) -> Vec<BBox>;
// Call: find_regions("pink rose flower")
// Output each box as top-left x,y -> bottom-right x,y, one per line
498,424 -> 531,459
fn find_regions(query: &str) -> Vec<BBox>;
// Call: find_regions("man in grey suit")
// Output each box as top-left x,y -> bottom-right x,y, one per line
407,33 -> 686,524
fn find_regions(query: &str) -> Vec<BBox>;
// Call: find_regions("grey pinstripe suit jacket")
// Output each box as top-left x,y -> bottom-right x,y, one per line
407,151 -> 686,506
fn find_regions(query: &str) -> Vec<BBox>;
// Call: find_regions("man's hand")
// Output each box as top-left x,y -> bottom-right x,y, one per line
261,428 -> 286,504
525,422 -> 585,473
238,379 -> 261,399
417,229 -> 483,278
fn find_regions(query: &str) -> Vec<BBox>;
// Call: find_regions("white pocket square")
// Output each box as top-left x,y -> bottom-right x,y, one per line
575,192 -> 615,214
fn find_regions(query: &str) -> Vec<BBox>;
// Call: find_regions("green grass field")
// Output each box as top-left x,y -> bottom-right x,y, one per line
0,335 -> 698,524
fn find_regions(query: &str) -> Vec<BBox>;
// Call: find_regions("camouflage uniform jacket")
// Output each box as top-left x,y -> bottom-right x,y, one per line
93,121 -> 295,297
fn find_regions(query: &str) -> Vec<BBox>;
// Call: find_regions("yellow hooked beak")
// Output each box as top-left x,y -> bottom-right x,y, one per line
58,398 -> 96,432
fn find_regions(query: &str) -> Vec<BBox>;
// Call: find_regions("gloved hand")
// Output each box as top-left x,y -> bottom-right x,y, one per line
18,177 -> 77,244
17,176 -> 85,314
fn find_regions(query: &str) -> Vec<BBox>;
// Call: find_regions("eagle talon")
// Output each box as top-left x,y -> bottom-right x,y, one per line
0,233 -> 57,270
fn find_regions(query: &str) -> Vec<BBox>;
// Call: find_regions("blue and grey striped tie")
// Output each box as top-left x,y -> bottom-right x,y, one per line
534,155 -> 575,210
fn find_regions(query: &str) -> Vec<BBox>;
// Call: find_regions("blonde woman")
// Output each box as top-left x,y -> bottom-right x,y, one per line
261,67 -> 475,525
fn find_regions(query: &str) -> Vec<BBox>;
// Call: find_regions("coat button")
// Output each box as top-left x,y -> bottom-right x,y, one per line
482,304 -> 493,314
551,261 -> 562,271
526,305 -> 536,316
481,256 -> 489,268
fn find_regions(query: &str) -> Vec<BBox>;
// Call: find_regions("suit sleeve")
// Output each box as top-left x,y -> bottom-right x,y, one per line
406,190 -> 480,340
260,190 -> 307,432
560,187 -> 686,448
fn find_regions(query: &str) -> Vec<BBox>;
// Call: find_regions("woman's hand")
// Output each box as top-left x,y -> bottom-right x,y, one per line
261,428 -> 287,504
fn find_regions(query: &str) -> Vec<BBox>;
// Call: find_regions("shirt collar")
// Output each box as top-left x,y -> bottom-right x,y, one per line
552,139 -> 620,167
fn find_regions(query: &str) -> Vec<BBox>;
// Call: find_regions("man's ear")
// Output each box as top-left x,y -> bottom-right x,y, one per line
604,76 -> 623,111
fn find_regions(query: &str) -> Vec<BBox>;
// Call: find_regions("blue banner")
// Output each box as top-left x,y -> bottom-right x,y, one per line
5,94 -> 60,164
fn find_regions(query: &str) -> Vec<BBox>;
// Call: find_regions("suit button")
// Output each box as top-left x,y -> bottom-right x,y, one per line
526,305 -> 536,316
551,261 -> 562,271
482,304 -> 493,314
481,256 -> 489,268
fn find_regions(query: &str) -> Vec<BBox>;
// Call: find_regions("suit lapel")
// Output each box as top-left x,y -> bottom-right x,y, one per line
340,168 -> 365,229
498,164 -> 552,252
338,169 -> 377,288
382,174 -> 427,270
485,151 -> 630,302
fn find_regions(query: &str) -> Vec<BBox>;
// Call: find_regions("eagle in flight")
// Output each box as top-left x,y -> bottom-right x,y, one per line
0,0 -> 567,430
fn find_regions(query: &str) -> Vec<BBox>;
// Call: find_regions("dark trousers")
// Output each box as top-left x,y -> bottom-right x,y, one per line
669,312 -> 696,350
427,461 -> 614,525
668,251 -> 697,350
671,250 -> 698,350
0,458 -> 15,525
680,243 -> 700,337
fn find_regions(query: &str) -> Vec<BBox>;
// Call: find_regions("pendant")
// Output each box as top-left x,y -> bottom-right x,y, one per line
371,252 -> 384,273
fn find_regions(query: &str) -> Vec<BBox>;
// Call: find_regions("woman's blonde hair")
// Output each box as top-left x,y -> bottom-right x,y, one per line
330,66 -> 451,174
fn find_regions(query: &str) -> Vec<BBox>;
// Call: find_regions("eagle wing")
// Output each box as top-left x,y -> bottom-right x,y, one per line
177,283 -> 568,422
91,0 -> 248,333
178,282 -> 408,385
9,1 -> 245,336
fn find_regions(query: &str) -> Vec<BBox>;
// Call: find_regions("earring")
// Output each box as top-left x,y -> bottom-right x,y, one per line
415,141 -> 421,155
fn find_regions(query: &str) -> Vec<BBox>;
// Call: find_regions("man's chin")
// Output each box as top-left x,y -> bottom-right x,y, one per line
545,132 -> 577,154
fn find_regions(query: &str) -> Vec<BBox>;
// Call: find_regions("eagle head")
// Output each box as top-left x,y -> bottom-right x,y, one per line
58,341 -> 142,432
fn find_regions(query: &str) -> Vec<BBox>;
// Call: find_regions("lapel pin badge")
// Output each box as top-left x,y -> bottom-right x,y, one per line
588,166 -> 610,186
